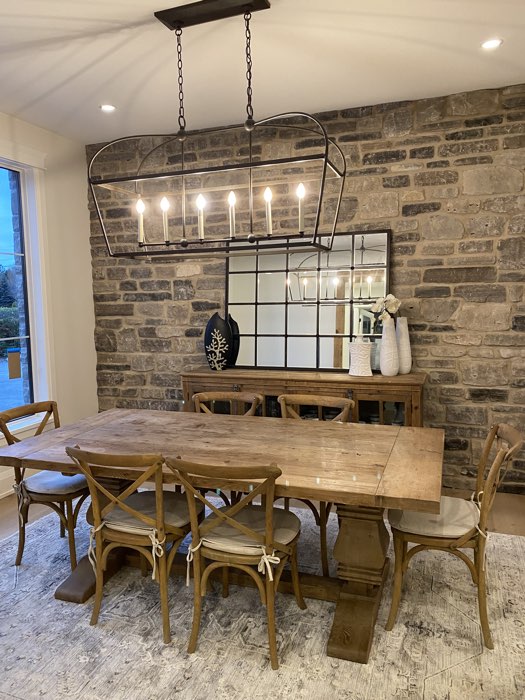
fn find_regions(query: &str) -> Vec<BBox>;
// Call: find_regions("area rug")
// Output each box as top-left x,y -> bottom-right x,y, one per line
0,506 -> 524,700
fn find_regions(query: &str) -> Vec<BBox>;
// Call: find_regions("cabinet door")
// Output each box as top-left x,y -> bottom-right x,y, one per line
349,392 -> 412,426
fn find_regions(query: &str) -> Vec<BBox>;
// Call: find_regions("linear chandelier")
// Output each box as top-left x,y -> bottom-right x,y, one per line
88,0 -> 346,259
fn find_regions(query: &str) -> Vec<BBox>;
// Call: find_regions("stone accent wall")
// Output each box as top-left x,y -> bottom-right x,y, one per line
87,83 -> 525,492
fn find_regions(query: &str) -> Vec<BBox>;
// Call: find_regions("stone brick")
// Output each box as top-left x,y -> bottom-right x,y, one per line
439,140 -> 498,157
95,303 -> 134,317
461,361 -> 509,386
410,146 -> 434,159
448,90 -> 499,115
362,150 -> 406,165
453,284 -> 506,302
95,330 -> 117,353
455,303 -> 511,331
415,286 -> 451,298
402,202 -> 441,216
454,156 -> 493,166
421,215 -> 464,240
420,299 -> 460,322
503,134 -> 525,150
123,292 -> 172,302
446,405 -> 488,424
465,215 -> 505,238
414,171 -> 458,186
463,166 -> 523,194
173,280 -> 195,300
468,388 -> 509,402
383,109 -> 413,137
423,267 -> 496,283
427,160 -> 450,169
139,338 -> 172,353
512,315 -> 525,331
382,175 -> 410,188
445,128 -> 483,140
428,371 -> 459,384
498,237 -> 525,270
360,191 -> 398,218
457,240 -> 493,254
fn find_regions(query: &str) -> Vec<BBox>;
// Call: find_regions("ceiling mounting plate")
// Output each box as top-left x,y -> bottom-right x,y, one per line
155,0 -> 271,30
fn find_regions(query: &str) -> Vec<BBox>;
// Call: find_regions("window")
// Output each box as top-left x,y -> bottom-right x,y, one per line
0,165 -> 33,411
227,231 -> 390,370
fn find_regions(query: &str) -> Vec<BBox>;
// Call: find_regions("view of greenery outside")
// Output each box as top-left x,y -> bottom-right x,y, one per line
0,165 -> 32,411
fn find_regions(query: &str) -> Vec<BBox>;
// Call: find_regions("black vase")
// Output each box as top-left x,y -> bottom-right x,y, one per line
227,314 -> 240,367
204,313 -> 238,371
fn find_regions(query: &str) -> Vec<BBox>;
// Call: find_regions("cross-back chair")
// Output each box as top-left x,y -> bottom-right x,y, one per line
192,391 -> 264,417
277,393 -> 355,576
192,391 -> 264,507
66,447 -> 203,644
386,423 -> 524,649
0,401 -> 89,571
166,457 -> 306,670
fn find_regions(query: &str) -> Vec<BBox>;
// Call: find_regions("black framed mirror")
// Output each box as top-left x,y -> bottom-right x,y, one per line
226,230 -> 391,370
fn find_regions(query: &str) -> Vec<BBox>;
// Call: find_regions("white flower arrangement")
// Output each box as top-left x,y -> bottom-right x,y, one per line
370,294 -> 401,321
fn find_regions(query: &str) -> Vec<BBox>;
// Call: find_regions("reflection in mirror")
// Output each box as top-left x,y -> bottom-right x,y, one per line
257,336 -> 285,367
258,305 -> 285,335
227,230 -> 390,370
258,271 -> 287,303
287,337 -> 317,368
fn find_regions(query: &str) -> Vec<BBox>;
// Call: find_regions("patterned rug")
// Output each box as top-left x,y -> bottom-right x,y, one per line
0,505 -> 524,700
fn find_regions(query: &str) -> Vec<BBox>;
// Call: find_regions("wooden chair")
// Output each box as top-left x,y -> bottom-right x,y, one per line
385,423 -> 524,648
66,447 -> 203,644
0,401 -> 89,571
277,393 -> 355,576
192,391 -> 264,416
192,391 -> 264,506
166,457 -> 306,670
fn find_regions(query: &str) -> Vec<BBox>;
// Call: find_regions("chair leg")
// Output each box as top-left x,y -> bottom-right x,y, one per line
265,574 -> 279,670
59,503 -> 66,538
319,501 -> 329,577
158,551 -> 171,644
188,554 -> 203,654
65,499 -> 78,571
15,502 -> 29,566
90,544 -> 105,626
290,546 -> 307,610
222,566 -> 229,598
476,539 -> 493,649
385,531 -> 405,631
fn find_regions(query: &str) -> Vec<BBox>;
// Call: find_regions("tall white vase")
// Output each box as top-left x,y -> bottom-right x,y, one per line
396,316 -> 412,374
379,316 -> 399,377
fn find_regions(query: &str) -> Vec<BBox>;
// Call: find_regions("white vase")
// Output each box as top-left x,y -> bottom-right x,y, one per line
396,316 -> 412,374
379,317 -> 399,376
349,340 -> 372,376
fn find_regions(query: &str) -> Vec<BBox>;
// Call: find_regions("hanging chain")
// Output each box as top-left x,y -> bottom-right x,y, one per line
175,27 -> 186,139
244,11 -> 255,131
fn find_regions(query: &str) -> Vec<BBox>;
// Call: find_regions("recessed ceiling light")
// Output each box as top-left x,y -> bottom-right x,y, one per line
481,38 -> 503,50
99,104 -> 116,113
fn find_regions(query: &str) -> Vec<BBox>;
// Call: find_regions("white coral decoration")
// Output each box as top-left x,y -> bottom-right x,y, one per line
371,293 -> 401,321
205,328 -> 229,370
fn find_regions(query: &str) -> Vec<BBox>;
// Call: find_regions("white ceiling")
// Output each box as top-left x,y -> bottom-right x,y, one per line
2,0 -> 525,146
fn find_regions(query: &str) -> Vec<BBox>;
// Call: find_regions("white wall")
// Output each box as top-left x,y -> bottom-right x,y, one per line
0,112 -> 98,497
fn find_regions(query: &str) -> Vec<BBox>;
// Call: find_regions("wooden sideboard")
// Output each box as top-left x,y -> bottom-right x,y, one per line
181,367 -> 426,427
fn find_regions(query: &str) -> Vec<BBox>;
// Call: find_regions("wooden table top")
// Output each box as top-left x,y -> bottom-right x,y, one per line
0,409 -> 444,512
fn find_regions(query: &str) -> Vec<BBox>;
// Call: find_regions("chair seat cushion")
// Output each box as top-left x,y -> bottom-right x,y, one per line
202,505 -> 300,556
388,495 -> 480,538
24,471 -> 87,495
104,490 -> 202,534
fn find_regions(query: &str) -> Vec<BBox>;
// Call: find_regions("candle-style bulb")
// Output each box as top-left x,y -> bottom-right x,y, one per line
136,198 -> 145,244
228,191 -> 236,239
196,194 -> 206,240
160,197 -> 170,243
264,187 -> 273,236
296,182 -> 305,233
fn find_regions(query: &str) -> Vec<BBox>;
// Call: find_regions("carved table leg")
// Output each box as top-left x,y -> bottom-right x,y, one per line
327,504 -> 390,663
54,478 -> 131,603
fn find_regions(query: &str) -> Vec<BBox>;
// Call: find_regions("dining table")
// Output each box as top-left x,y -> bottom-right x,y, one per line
0,407 -> 444,664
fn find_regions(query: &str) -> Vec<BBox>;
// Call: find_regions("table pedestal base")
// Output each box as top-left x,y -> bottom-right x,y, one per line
327,504 -> 390,663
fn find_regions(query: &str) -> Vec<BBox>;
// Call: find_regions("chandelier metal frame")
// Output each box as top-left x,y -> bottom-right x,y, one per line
88,0 -> 347,259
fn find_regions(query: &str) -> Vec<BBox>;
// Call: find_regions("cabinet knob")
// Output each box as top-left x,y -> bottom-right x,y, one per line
346,390 -> 353,399
232,384 -> 241,392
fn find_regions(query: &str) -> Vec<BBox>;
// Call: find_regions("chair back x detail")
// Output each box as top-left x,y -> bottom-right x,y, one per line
0,401 -> 88,571
192,391 -> 264,416
278,393 -> 354,423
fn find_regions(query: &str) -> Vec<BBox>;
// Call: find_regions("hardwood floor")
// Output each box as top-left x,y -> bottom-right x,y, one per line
1,491 -> 524,541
